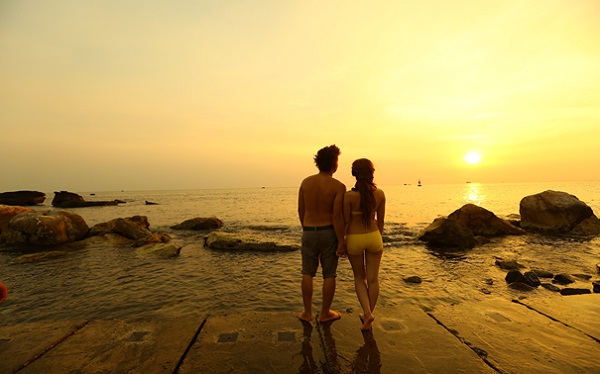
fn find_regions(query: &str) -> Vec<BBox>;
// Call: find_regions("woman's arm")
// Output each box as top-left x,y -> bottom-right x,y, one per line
376,190 -> 386,234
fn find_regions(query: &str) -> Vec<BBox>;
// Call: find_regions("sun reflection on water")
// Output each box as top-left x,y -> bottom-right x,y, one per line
463,183 -> 486,206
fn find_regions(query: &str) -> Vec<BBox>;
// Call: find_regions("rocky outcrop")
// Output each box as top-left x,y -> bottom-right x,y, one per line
133,232 -> 172,248
0,205 -> 32,232
52,191 -> 124,208
205,232 -> 299,252
0,210 -> 89,246
171,217 -> 223,231
447,204 -> 525,237
417,217 -> 478,249
0,191 -> 46,206
520,190 -> 600,236
88,216 -> 152,240
86,216 -> 172,249
419,204 -> 526,249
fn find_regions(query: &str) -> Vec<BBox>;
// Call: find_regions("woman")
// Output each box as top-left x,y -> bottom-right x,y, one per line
340,158 -> 385,331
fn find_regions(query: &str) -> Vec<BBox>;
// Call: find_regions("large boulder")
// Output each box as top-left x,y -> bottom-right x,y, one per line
417,217 -> 478,249
520,190 -> 600,236
88,216 -> 152,240
0,191 -> 46,206
205,232 -> 299,252
0,210 -> 89,246
447,204 -> 525,237
52,191 -> 123,208
0,205 -> 32,232
171,217 -> 223,230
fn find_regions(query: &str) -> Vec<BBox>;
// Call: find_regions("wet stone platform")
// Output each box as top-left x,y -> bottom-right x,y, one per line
1,295 -> 599,373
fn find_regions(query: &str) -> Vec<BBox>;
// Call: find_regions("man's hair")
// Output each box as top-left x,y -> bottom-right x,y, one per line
314,145 -> 340,172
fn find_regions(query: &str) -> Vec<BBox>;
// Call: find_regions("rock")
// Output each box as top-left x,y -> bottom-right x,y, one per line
0,205 -> 32,232
559,288 -> 591,296
0,210 -> 89,246
553,273 -> 575,285
15,250 -> 69,263
404,276 -> 422,284
505,270 -> 527,284
508,282 -> 536,291
597,263 -> 600,274
145,201 -> 158,205
541,283 -> 561,292
572,274 -> 592,281
570,215 -> 600,237
506,269 -> 541,288
52,191 -> 123,208
88,216 -> 152,240
523,271 -> 541,287
205,232 -> 299,252
0,191 -> 46,206
447,204 -> 525,237
171,217 -> 224,231
593,281 -> 600,293
417,217 -> 477,249
519,190 -> 599,235
135,243 -> 182,258
495,259 -> 525,271
531,269 -> 554,278
74,233 -> 134,247
133,232 -> 172,247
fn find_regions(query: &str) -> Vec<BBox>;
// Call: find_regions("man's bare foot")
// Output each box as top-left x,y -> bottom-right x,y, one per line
360,314 -> 374,331
297,311 -> 314,323
318,310 -> 341,322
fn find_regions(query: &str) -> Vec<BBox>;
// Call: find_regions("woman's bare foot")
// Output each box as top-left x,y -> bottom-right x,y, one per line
297,311 -> 314,323
360,313 -> 374,331
318,309 -> 341,322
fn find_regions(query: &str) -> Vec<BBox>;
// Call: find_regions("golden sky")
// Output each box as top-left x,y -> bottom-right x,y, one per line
1,0 -> 599,191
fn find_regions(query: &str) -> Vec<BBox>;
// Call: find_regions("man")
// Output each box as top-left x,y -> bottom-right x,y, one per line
297,145 -> 346,323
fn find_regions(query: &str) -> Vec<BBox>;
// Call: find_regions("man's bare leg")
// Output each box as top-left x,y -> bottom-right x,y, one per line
319,277 -> 341,322
298,274 -> 314,322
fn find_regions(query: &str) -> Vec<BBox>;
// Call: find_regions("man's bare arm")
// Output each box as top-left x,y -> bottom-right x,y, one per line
332,184 -> 346,255
297,186 -> 305,226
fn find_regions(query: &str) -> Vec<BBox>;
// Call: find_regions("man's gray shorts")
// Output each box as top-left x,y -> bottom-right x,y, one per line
301,225 -> 338,278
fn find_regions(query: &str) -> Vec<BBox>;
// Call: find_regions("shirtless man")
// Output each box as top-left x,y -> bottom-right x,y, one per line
297,145 -> 346,323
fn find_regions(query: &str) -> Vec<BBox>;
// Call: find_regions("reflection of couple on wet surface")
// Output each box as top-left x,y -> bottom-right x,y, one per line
298,318 -> 381,374
297,145 -> 385,331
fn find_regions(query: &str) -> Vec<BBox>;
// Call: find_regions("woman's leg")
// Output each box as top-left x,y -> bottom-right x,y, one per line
365,250 -> 383,313
348,253 -> 374,330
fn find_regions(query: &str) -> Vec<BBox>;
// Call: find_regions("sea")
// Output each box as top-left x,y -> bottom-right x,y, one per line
1,181 -> 599,325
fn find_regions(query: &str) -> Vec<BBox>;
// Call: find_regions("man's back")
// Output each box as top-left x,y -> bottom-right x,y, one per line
299,173 -> 345,227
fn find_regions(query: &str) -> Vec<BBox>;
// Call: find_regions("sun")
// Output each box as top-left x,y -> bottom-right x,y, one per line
464,151 -> 482,165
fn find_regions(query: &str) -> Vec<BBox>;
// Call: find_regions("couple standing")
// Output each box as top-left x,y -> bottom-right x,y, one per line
297,145 -> 386,331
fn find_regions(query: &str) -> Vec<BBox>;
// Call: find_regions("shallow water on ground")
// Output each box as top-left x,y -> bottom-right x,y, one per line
1,183 -> 599,324
1,228 -> 598,325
